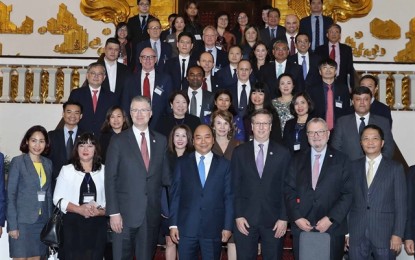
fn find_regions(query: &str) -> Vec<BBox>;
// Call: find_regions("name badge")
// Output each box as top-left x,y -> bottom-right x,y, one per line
335,99 -> 343,108
168,39 -> 175,43
83,192 -> 95,204
154,86 -> 164,96
37,191 -> 46,202
294,143 -> 301,151
216,45 -> 222,50
194,34 -> 201,40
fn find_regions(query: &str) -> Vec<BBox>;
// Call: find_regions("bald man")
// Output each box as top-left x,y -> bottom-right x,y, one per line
285,14 -> 299,55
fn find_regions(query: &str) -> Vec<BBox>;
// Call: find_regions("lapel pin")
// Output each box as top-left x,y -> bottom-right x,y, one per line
329,154 -> 333,157
270,152 -> 273,155
153,140 -> 156,143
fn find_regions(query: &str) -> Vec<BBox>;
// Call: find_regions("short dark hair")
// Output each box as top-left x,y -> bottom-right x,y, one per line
295,33 -> 310,43
105,37 -> 120,47
169,90 -> 190,105
63,101 -> 83,114
101,106 -> 130,133
87,62 -> 106,74
352,86 -> 373,98
168,124 -> 194,155
20,125 -> 50,155
188,65 -> 205,77
72,132 -> 102,172
318,58 -> 337,69
137,0 -> 151,5
327,23 -> 342,34
360,124 -> 384,140
290,91 -> 314,116
178,31 -> 194,44
251,108 -> 273,123
147,18 -> 161,29
168,13 -> 178,20
310,0 -> 323,4
268,8 -> 281,18
359,74 -> 378,87
212,88 -> 237,115
262,5 -> 273,11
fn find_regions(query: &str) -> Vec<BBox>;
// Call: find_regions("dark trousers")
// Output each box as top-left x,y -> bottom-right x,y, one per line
234,224 -> 284,260
348,229 -> 396,260
178,235 -> 222,260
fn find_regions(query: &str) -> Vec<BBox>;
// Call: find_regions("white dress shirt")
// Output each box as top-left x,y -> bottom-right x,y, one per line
365,154 -> 382,179
237,80 -> 251,106
355,112 -> 369,133
104,58 -> 117,92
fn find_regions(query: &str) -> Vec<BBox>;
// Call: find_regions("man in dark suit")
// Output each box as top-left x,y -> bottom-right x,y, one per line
285,117 -> 352,260
105,95 -> 170,260
164,32 -> 197,90
185,65 -> 214,119
68,62 -> 117,137
135,18 -> 172,73
228,60 -> 254,119
299,0 -> 334,51
359,74 -> 393,127
307,58 -> 352,131
215,45 -> 243,89
315,23 -> 355,90
332,86 -> 395,161
47,101 -> 83,190
197,51 -> 219,92
284,14 -> 299,55
160,13 -> 176,42
288,33 -> 322,89
0,152 -> 5,238
100,37 -> 130,103
232,109 -> 291,260
126,0 -> 154,44
259,8 -> 286,50
404,165 -> 415,256
259,40 -> 305,98
121,47 -> 172,129
348,124 -> 406,259
169,124 -> 233,259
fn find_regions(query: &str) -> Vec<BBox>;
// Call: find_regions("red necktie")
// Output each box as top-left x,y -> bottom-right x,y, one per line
202,77 -> 208,91
326,84 -> 334,130
92,90 -> 98,113
290,36 -> 296,55
140,132 -> 150,171
330,45 -> 335,60
143,72 -> 150,99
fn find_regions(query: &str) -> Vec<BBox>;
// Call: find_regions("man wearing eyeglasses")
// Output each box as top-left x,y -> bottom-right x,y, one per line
127,0 -> 155,44
232,109 -> 291,260
121,47 -> 172,128
106,95 -> 170,260
285,117 -> 352,260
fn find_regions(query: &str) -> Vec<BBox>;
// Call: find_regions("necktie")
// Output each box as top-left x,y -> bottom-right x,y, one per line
208,49 -> 213,53
302,56 -> 307,79
326,84 -> 334,130
140,132 -> 150,171
256,144 -> 264,178
153,41 -> 159,61
143,72 -> 150,98
277,64 -> 283,78
239,84 -> 247,110
366,159 -> 375,187
359,117 -> 365,134
202,77 -> 208,91
198,155 -> 206,187
315,16 -> 320,49
190,91 -> 197,116
66,130 -> 74,160
141,15 -> 147,30
92,90 -> 98,113
312,154 -> 321,190
290,36 -> 296,55
271,28 -> 276,39
330,44 -> 336,60
181,58 -> 186,81
232,68 -> 237,80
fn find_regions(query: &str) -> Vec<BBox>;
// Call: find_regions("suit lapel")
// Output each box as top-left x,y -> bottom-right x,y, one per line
147,130 -> 157,175
23,154 -> 40,190
262,142 -> 277,179
126,128 -> 147,172
205,154 -> 218,187
368,157 -> 386,193
246,142 -> 260,178
317,148 -> 334,184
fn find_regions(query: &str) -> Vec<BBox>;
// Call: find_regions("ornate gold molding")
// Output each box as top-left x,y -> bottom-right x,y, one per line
0,1 -> 33,34
370,18 -> 400,39
395,18 -> 415,62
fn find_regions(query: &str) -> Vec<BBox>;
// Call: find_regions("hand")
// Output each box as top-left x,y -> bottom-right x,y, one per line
390,235 -> 402,254
110,214 -> 123,234
89,206 -> 104,217
235,217 -> 250,236
78,203 -> 93,218
8,230 -> 19,240
315,216 -> 332,233
404,239 -> 414,255
295,218 -> 313,232
222,230 -> 232,242
170,228 -> 180,244
273,220 -> 287,238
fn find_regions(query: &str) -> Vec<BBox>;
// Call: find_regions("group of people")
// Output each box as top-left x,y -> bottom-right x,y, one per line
0,0 -> 414,260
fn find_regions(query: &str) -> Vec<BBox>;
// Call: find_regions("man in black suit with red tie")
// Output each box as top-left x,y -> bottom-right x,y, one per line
232,109 -> 291,260
285,117 -> 352,260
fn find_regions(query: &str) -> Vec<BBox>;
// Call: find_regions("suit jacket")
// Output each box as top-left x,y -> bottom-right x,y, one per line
315,43 -> 355,89
126,14 -> 155,44
370,99 -> 392,128
160,28 -> 172,42
0,152 -> 5,226
99,61 -> 130,103
183,87 -> 214,119
259,26 -> 287,50
232,140 -> 290,227
405,166 -> 415,241
243,112 -> 283,144
349,157 -> 406,248
258,60 -> 305,99
105,128 -> 170,228
169,152 -> 233,239
228,81 -> 255,119
154,113 -> 201,137
135,40 -> 173,73
282,116 -> 311,154
163,56 -> 198,90
215,65 -> 238,90
68,86 -> 117,137
298,15 -> 334,51
6,154 -> 53,230
121,70 -> 172,128
285,147 -> 352,236
287,52 -> 322,90
331,113 -> 395,161
191,46 -> 229,72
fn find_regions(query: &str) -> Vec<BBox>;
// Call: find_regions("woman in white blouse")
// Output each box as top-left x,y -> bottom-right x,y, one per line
53,132 -> 106,260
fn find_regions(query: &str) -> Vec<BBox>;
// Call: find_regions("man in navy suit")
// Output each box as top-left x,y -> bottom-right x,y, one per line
215,45 -> 243,89
232,109 -> 291,260
185,65 -> 214,119
68,62 -> 117,137
126,0 -> 154,44
122,47 -> 172,129
285,117 -> 352,260
229,60 -> 254,119
169,124 -> 233,259
259,8 -> 286,50
299,0 -> 334,51
348,124 -> 406,259
197,51 -> 219,92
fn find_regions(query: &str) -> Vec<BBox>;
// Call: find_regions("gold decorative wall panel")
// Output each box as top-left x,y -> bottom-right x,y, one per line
345,33 -> 386,60
0,1 -> 33,34
370,18 -> 400,39
395,18 -> 415,62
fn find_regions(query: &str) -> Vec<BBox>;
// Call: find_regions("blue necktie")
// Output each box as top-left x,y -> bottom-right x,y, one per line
302,56 -> 307,80
198,156 -> 206,187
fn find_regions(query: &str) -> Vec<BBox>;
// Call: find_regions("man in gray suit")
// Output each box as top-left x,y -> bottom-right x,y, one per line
105,95 -> 170,259
348,124 -> 406,259
332,86 -> 395,161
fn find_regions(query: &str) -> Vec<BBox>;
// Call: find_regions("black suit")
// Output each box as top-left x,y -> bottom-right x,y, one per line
282,116 -> 312,154
370,99 -> 392,127
191,46 -> 229,73
232,140 -> 291,260
299,15 -> 334,51
287,52 -> 322,90
154,113 -> 201,137
135,40 -> 173,73
163,56 -> 198,90
160,28 -> 172,42
285,147 -> 353,260
99,61 -> 130,103
259,26 -> 287,50
126,14 -> 155,44
184,87 -> 214,119
405,166 -> 415,244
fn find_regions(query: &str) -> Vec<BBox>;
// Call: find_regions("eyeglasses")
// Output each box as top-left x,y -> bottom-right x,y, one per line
306,130 -> 327,137
138,3 -> 150,7
148,26 -> 161,30
252,122 -> 271,128
130,108 -> 151,113
140,55 -> 156,60
88,72 -> 105,77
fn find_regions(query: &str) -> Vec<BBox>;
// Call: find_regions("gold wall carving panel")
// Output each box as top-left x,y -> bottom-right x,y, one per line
345,32 -> 386,60
370,18 -> 400,39
395,18 -> 415,62
0,1 -> 33,34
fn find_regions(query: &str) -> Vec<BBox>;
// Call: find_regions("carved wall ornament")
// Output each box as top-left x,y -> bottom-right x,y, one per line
345,33 -> 386,60
370,18 -> 401,39
0,1 -> 33,34
89,37 -> 102,49
102,28 -> 112,36
395,17 -> 415,62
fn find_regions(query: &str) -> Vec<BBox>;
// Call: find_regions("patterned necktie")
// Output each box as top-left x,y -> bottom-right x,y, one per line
366,159 -> 375,187
290,36 -> 296,55
66,130 -> 74,160
302,56 -> 307,80
330,44 -> 336,60
326,84 -> 334,130
140,132 -> 150,171
312,154 -> 321,190
190,91 -> 198,116
92,90 -> 98,113
359,117 -> 366,134
198,155 -> 206,187
314,16 -> 320,49
143,72 -> 150,98
256,144 -> 264,178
